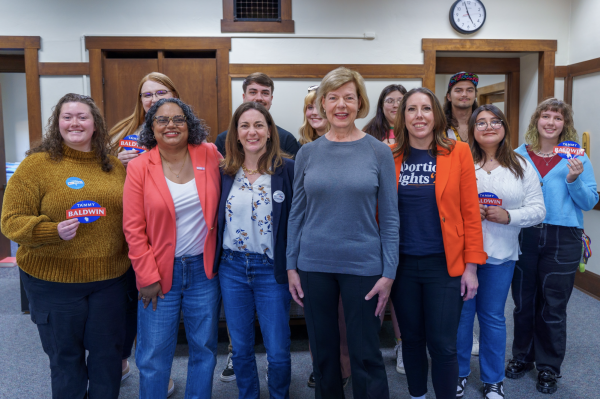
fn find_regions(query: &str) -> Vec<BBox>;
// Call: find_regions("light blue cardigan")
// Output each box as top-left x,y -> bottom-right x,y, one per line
516,144 -> 598,228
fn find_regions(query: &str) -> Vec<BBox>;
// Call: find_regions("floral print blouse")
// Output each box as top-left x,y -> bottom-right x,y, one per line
223,168 -> 274,259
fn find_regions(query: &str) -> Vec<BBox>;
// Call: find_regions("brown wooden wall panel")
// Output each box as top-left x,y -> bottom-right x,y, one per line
216,49 -> 232,133
575,269 -> 600,300
86,37 -> 231,50
423,51 -> 436,92
0,55 -> 25,73
423,38 -> 557,52
24,48 -> 42,146
568,57 -> 600,77
555,65 -> 568,78
229,64 -> 425,79
89,49 -> 104,115
39,62 -> 89,76
221,0 -> 294,33
162,58 -> 219,141
103,58 -> 158,130
506,71 -> 520,149
0,82 -> 11,258
436,57 -> 519,74
0,36 -> 40,49
538,51 -> 555,102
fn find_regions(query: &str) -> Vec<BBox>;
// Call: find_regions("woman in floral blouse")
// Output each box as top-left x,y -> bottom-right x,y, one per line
214,101 -> 295,399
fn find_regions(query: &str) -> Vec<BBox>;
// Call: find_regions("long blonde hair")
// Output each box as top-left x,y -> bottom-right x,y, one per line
298,91 -> 330,145
108,72 -> 180,153
524,98 -> 578,152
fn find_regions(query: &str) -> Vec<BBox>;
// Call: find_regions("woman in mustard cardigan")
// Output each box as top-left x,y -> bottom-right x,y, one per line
389,88 -> 486,399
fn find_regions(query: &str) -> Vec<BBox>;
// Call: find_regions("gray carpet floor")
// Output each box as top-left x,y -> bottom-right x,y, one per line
1,263 -> 599,399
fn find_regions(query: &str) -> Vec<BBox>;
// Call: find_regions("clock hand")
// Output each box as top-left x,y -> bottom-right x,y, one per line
464,1 -> 475,25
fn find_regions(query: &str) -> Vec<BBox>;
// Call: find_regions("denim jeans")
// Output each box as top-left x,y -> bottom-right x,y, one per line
219,249 -> 292,399
457,260 -> 515,383
136,254 -> 220,399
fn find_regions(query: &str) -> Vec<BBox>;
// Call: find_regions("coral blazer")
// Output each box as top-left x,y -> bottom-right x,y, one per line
123,143 -> 222,293
393,141 -> 487,276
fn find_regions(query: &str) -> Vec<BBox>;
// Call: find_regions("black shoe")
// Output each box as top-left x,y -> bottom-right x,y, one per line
483,381 -> 504,398
307,372 -> 315,388
219,352 -> 236,382
505,359 -> 534,379
537,370 -> 560,394
456,376 -> 468,398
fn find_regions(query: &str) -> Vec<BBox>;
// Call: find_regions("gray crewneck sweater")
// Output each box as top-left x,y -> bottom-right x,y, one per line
286,134 -> 399,279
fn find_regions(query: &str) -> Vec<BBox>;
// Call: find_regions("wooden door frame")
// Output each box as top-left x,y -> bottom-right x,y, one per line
0,82 -> 11,258
0,36 -> 42,146
85,37 -> 232,133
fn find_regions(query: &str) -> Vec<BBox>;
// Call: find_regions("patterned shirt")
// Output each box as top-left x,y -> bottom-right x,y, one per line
223,168 -> 274,259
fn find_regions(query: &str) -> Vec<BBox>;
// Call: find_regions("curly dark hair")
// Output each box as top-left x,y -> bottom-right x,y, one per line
27,93 -> 114,172
138,98 -> 209,149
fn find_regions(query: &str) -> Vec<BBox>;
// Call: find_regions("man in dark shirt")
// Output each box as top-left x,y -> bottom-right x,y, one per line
214,72 -> 300,158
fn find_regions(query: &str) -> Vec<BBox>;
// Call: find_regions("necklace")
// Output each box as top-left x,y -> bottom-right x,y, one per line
535,151 -> 556,166
161,149 -> 188,178
242,164 -> 259,175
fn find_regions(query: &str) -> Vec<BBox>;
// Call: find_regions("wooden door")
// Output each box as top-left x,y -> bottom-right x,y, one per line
162,57 -> 219,141
0,82 -> 12,258
103,57 -> 158,130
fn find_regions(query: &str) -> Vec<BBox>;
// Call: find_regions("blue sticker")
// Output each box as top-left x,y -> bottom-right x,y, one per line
478,192 -> 502,206
66,177 -> 85,190
119,135 -> 146,152
554,141 -> 584,159
67,201 -> 106,224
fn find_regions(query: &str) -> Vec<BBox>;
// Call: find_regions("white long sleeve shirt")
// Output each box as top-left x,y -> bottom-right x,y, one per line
475,158 -> 546,264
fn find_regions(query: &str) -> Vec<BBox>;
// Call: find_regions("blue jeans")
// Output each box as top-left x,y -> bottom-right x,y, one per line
457,260 -> 516,383
136,254 -> 220,399
219,249 -> 292,399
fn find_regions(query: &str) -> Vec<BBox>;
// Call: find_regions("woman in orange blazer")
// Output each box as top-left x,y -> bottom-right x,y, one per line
123,98 -> 222,398
389,88 -> 486,399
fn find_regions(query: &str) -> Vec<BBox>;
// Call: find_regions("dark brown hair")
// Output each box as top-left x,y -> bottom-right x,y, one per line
363,84 -> 407,141
468,104 -> 525,179
392,87 -> 454,159
27,93 -> 114,172
221,102 -> 286,176
443,81 -> 479,129
242,72 -> 274,94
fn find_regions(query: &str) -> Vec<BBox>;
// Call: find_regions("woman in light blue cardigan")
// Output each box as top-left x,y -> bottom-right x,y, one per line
507,98 -> 598,395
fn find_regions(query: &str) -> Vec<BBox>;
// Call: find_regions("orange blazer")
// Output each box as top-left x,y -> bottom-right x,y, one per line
393,141 -> 487,276
123,144 -> 222,293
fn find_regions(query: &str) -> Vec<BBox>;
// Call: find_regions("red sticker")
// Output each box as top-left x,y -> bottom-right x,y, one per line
66,207 -> 107,219
119,140 -> 147,152
478,192 -> 502,206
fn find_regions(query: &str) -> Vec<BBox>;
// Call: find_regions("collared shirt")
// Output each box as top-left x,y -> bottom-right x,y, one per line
223,168 -> 274,259
446,125 -> 464,142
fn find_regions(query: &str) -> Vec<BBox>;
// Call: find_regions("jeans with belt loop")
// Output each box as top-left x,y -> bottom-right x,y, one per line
511,224 -> 582,376
136,253 -> 220,399
219,249 -> 292,399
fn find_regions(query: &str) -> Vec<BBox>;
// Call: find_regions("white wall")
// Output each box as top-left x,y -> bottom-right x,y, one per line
569,0 -> 600,274
0,74 -> 29,162
0,0 -> 572,134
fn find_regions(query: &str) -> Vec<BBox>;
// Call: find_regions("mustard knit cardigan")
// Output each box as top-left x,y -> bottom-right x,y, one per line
1,146 -> 130,283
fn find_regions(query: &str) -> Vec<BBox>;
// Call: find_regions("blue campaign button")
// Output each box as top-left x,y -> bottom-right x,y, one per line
67,200 -> 105,223
66,177 -> 85,190
554,141 -> 584,159
478,192 -> 502,206
120,135 -> 146,152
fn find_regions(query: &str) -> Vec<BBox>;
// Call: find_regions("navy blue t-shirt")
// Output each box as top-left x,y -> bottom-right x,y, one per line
398,148 -> 445,256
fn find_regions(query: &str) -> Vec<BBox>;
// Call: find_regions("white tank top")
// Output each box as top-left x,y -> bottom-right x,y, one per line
165,178 -> 207,257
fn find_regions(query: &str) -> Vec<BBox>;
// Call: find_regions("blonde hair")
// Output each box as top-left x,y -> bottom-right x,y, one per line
298,91 -> 330,145
524,98 -> 578,152
108,72 -> 180,154
316,67 -> 370,120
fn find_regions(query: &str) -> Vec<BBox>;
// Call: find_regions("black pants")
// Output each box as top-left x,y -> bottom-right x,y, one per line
299,270 -> 388,399
122,266 -> 138,360
511,224 -> 581,375
391,253 -> 463,399
20,269 -> 127,399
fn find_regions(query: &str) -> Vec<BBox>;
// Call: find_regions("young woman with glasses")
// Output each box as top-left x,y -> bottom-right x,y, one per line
455,104 -> 545,399
363,84 -> 407,145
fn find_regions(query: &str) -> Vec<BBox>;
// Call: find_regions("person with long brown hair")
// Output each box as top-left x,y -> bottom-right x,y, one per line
456,105 -> 545,399
389,87 -> 485,399
507,98 -> 598,394
363,84 -> 407,144
1,93 -> 129,398
215,101 -> 294,399
443,72 -> 479,143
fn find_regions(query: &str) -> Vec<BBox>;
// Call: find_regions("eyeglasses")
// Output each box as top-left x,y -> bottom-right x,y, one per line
308,85 -> 319,93
140,90 -> 171,100
475,120 -> 503,131
384,98 -> 403,105
153,115 -> 187,127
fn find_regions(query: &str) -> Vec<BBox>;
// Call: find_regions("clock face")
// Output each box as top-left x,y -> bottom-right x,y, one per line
450,0 -> 486,34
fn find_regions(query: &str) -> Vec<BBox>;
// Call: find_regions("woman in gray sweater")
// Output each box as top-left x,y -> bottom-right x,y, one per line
286,67 -> 399,399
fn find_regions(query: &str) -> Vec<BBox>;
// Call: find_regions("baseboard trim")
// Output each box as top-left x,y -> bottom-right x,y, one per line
574,269 -> 600,301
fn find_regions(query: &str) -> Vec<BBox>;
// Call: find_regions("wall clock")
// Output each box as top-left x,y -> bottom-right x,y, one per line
450,0 -> 486,34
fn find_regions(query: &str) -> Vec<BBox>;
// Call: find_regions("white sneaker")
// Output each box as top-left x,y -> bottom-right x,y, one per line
394,342 -> 405,374
457,376 -> 468,398
167,378 -> 175,397
121,360 -> 131,382
483,381 -> 504,398
472,333 -> 479,356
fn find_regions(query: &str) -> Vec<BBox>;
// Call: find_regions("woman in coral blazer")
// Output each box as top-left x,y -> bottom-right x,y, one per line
123,98 -> 221,398
389,88 -> 486,399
